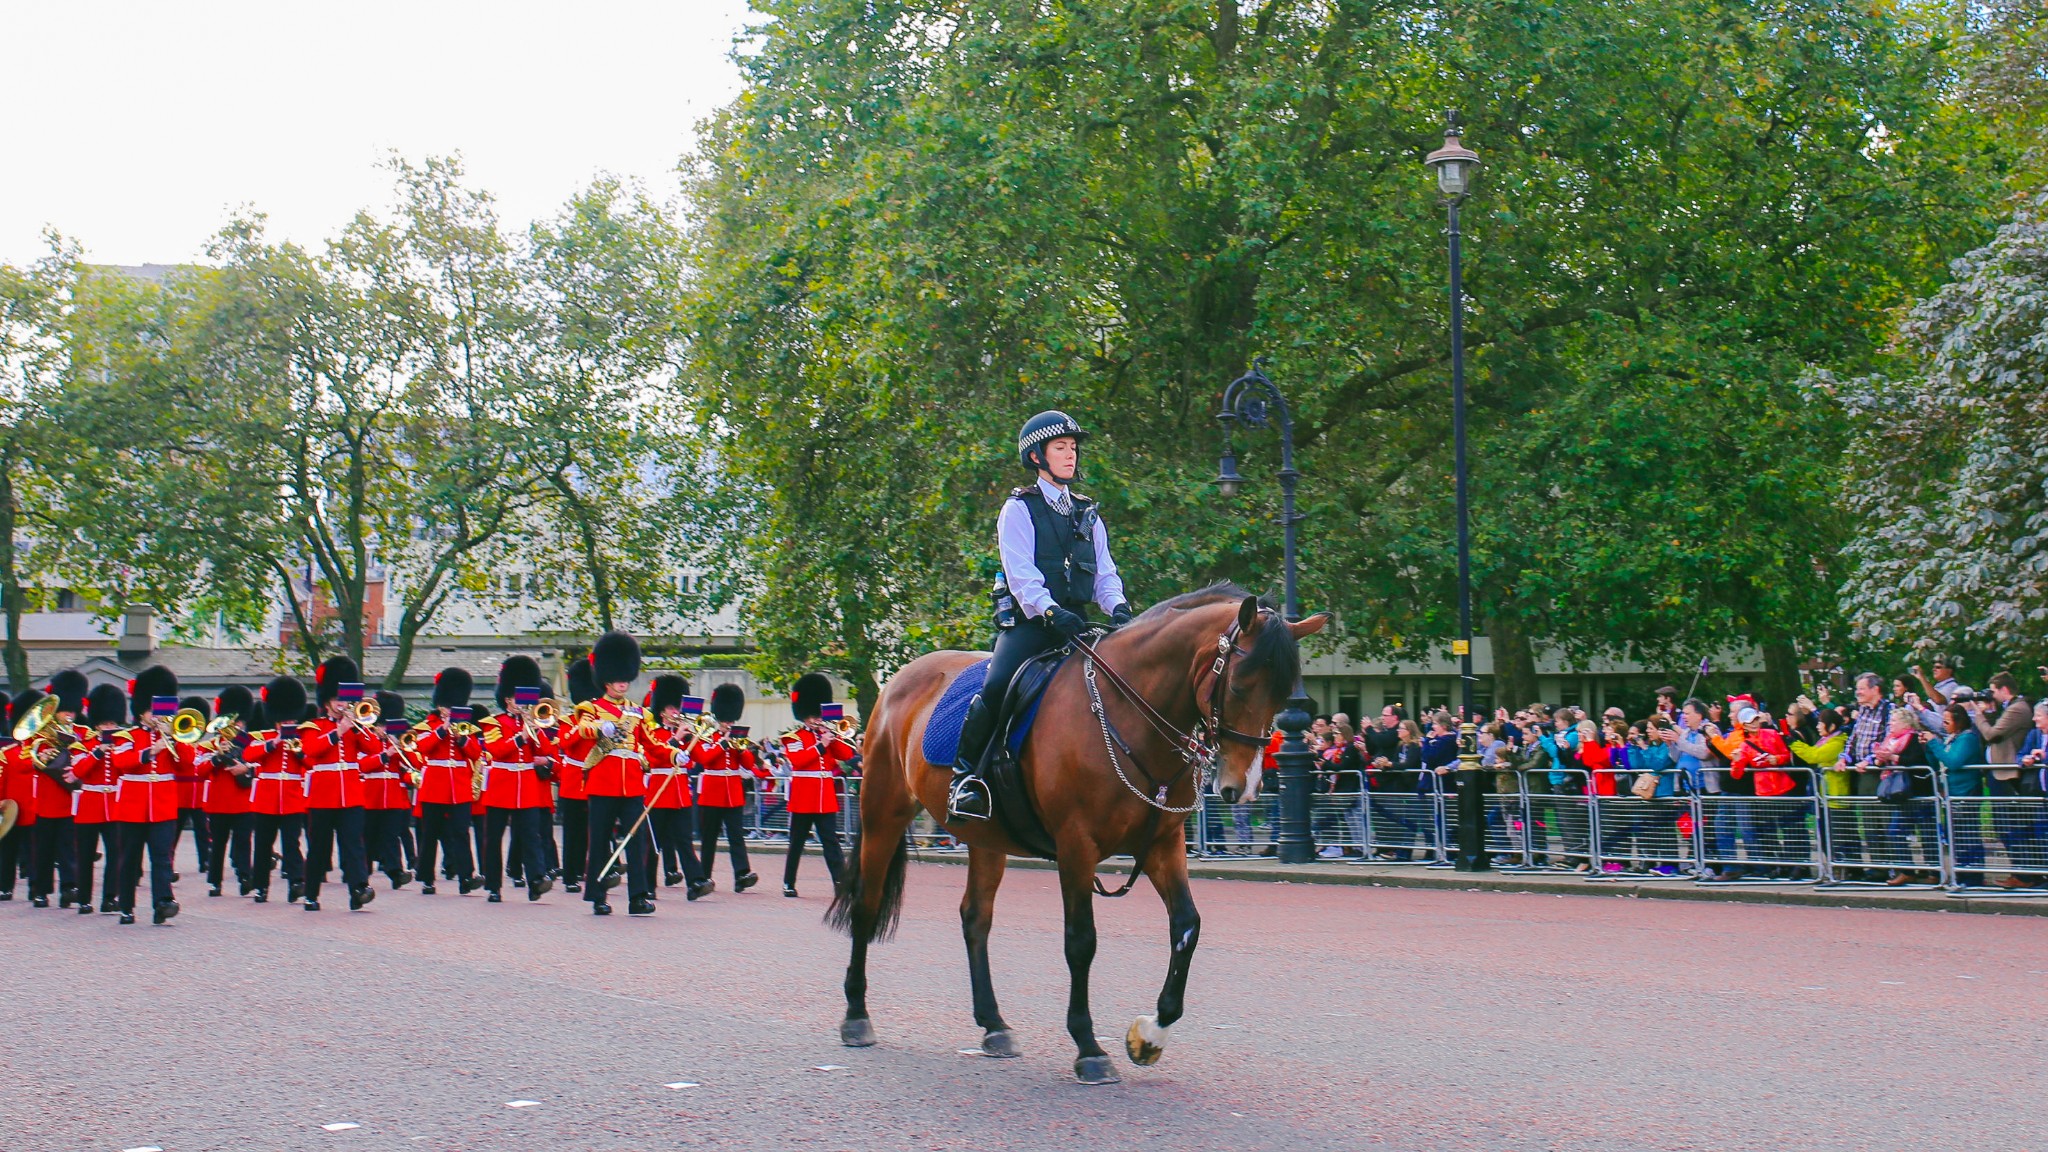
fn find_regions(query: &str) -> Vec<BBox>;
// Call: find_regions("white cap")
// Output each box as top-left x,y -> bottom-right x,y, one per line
1736,706 -> 1761,726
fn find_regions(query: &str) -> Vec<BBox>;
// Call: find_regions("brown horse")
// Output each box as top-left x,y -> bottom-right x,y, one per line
827,583 -> 1328,1084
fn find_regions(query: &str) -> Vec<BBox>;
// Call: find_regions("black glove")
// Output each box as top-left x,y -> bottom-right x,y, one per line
1046,606 -> 1087,640
1110,604 -> 1134,629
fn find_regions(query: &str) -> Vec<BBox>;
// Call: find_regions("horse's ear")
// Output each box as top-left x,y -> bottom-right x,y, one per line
1287,612 -> 1331,639
1237,596 -> 1259,632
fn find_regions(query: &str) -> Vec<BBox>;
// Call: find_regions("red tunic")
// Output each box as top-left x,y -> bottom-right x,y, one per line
1,742 -> 40,827
110,728 -> 181,823
242,731 -> 309,817
480,714 -> 557,810
412,723 -> 479,806
298,718 -> 366,809
359,741 -> 416,811
201,743 -> 254,816
553,697 -> 646,799
779,727 -> 856,815
174,734 -> 205,810
553,738 -> 587,802
689,738 -> 765,808
72,727 -> 120,825
638,723 -> 697,810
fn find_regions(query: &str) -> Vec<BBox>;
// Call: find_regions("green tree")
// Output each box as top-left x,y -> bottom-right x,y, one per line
0,237 -> 79,689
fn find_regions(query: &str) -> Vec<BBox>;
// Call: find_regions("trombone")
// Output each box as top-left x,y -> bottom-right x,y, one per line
353,698 -> 381,725
169,708 -> 210,745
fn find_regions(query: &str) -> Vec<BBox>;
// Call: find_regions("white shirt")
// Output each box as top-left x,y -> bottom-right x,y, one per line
997,476 -> 1127,619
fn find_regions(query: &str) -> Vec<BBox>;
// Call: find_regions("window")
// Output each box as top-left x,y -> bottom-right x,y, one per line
55,589 -> 82,611
1424,679 -> 1451,711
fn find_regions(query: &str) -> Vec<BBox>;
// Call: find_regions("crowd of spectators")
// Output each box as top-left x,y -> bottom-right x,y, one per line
1251,660 -> 2048,888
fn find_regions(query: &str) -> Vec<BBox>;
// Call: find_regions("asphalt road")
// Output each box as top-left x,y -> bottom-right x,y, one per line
4,842 -> 2044,1152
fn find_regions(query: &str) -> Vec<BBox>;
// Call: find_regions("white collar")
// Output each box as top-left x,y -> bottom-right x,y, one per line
1036,476 -> 1071,502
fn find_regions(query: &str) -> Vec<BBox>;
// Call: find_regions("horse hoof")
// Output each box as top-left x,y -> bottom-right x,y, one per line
1073,1055 -> 1121,1085
1125,1015 -> 1168,1066
840,1017 -> 877,1047
980,1029 -> 1021,1058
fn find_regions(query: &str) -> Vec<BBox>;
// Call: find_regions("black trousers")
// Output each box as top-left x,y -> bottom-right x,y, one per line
584,794 -> 652,902
398,809 -> 417,869
364,809 -> 411,881
483,808 -> 552,894
207,812 -> 252,886
176,808 -> 211,874
417,802 -> 475,883
30,815 -> 75,900
0,823 -> 25,893
784,811 -> 844,887
250,813 -> 306,892
539,811 -> 561,874
962,618 -> 1060,765
558,798 -> 588,886
115,819 -> 178,911
75,821 -> 120,908
648,807 -> 704,884
305,807 -> 369,901
697,804 -> 751,881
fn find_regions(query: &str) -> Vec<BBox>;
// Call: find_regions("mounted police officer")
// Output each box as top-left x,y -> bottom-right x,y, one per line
948,411 -> 1130,820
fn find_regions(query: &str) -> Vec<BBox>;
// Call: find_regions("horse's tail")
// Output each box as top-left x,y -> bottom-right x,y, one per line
825,828 -> 909,943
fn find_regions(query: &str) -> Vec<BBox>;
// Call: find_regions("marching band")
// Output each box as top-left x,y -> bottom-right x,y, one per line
0,629 -> 862,923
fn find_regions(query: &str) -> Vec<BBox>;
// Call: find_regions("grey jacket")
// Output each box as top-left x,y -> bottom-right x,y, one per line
1972,697 -> 2033,778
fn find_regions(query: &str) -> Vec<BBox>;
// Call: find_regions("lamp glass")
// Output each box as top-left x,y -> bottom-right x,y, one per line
1436,158 -> 1470,196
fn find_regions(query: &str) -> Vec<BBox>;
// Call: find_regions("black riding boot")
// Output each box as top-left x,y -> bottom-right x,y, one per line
948,695 -> 995,821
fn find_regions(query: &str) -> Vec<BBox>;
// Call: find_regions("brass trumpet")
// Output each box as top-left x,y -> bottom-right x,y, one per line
354,698 -> 381,725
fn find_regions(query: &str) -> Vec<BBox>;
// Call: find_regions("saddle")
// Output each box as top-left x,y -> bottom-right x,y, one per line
923,650 -> 1067,859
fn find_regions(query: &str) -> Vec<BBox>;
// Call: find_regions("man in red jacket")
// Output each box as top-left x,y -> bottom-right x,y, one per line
779,673 -> 858,898
242,676 -> 310,905
555,659 -> 596,893
359,690 -> 417,892
27,674 -> 91,909
692,683 -> 766,894
554,631 -> 656,916
480,656 -> 560,903
172,693 -> 214,882
0,692 -> 41,900
300,657 -> 375,912
412,668 -> 484,896
110,666 -> 184,924
639,673 -> 711,900
73,683 -> 132,916
201,686 -> 258,897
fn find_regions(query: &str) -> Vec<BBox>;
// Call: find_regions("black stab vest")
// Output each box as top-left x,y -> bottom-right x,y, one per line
1010,486 -> 1098,612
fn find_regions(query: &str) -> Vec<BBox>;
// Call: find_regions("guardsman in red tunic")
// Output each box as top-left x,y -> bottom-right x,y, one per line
26,674 -> 90,908
110,666 -> 184,924
300,657 -> 375,912
692,683 -> 765,894
555,659 -> 596,893
779,673 -> 858,898
201,686 -> 258,897
360,690 -> 418,891
73,683 -> 131,916
172,694 -> 214,883
411,668 -> 483,896
480,657 -> 559,903
640,674 -> 711,900
554,631 -> 655,916
0,692 -> 38,900
243,676 -> 310,905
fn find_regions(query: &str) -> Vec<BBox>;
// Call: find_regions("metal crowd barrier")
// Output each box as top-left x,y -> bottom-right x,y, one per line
1588,768 -> 1694,878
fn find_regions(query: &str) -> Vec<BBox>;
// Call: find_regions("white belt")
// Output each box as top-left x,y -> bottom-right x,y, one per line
491,762 -> 536,772
119,773 -> 175,783
81,783 -> 117,793
362,772 -> 402,781
303,764 -> 348,774
702,769 -> 746,777
426,759 -> 465,768
790,771 -> 835,779
599,750 -> 645,763
257,771 -> 298,781
647,767 -> 682,776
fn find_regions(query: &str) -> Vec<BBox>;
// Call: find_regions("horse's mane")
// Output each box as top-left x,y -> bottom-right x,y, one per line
1132,581 -> 1299,706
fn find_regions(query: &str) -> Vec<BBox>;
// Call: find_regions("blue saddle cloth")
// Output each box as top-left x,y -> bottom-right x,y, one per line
921,658 -> 1043,767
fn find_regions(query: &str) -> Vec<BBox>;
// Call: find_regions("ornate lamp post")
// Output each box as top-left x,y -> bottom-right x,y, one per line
1425,112 -> 1489,872
1214,358 -> 1316,864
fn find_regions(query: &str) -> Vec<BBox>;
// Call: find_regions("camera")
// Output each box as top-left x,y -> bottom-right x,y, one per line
1948,688 -> 1982,705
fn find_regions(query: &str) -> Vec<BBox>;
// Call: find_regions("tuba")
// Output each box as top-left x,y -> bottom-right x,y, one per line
170,708 -> 209,745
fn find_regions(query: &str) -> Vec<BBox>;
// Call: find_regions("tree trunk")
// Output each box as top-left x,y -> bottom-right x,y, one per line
0,465 -> 28,691
1487,611 -> 1540,713
553,477 -> 615,631
1760,639 -> 1801,715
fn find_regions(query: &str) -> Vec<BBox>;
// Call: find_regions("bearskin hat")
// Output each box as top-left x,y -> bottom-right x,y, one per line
10,689 -> 43,732
495,655 -> 544,708
179,695 -> 211,720
566,657 -> 597,705
646,672 -> 688,715
48,669 -> 90,715
314,655 -> 361,706
710,683 -> 746,724
790,672 -> 834,722
471,703 -> 492,726
260,676 -> 307,727
375,690 -> 406,726
431,667 -> 473,710
214,685 -> 255,723
128,665 -> 180,723
590,631 -> 641,687
86,683 -> 128,728
246,700 -> 269,730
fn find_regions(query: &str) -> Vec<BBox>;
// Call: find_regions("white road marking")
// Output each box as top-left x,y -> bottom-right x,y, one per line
321,1122 -> 361,1131
506,1100 -> 542,1108
813,1065 -> 847,1071
662,1082 -> 699,1089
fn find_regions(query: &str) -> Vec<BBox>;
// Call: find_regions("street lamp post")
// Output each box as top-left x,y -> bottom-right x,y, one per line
1214,359 -> 1316,865
1425,112 -> 1490,872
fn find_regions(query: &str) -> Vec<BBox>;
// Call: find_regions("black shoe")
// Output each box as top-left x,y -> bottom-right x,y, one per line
687,880 -> 713,901
239,880 -> 254,897
252,888 -> 269,904
170,871 -> 181,882
458,875 -> 482,895
628,897 -> 655,916
303,899 -> 321,912
390,869 -> 414,890
0,891 -> 13,901
527,878 -> 552,901
664,871 -> 683,887
783,883 -> 799,898
592,901 -> 612,916
79,902 -> 94,915
487,892 -> 503,903
59,886 -> 77,908
511,875 -> 525,888
947,769 -> 992,821
420,883 -> 437,895
735,871 -> 757,892
208,885 -> 222,897
350,886 -> 374,911
118,911 -> 136,925
287,883 -> 304,904
153,900 -> 179,925
100,897 -> 118,914
31,895 -> 48,908
564,881 -> 582,893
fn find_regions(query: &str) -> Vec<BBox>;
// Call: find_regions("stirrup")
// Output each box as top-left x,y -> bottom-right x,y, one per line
948,772 -> 992,821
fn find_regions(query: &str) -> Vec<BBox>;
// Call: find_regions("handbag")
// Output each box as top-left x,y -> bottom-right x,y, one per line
1630,772 -> 1661,801
1875,768 -> 1913,805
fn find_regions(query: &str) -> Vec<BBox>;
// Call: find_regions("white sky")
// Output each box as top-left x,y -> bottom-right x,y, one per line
0,1 -> 758,266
